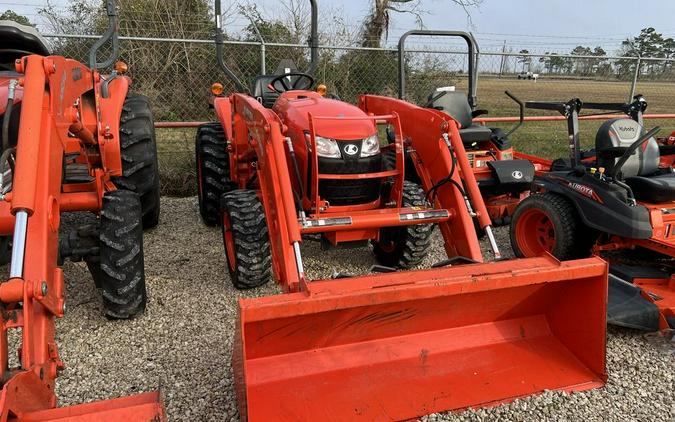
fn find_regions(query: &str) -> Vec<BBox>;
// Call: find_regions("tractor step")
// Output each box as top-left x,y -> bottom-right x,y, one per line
233,255 -> 608,421
64,163 -> 94,184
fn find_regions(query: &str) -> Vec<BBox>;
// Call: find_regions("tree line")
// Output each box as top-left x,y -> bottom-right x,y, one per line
516,27 -> 675,78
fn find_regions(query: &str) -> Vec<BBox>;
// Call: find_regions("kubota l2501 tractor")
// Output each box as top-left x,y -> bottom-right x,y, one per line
0,2 -> 164,420
197,1 -> 609,420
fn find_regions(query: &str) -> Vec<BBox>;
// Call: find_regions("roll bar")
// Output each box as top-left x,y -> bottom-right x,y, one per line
398,30 -> 479,109
580,95 -> 648,126
214,0 -> 319,94
88,0 -> 120,70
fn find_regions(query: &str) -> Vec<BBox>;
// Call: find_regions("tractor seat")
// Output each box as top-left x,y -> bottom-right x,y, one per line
251,74 -> 313,108
426,89 -> 509,149
460,124 -> 496,144
596,118 -> 675,203
251,75 -> 280,108
0,20 -> 50,68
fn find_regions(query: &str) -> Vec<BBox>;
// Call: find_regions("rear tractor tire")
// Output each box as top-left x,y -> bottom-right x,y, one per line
88,190 -> 147,319
114,93 -> 160,229
372,181 -> 434,269
510,192 -> 595,261
220,190 -> 272,289
196,123 -> 231,226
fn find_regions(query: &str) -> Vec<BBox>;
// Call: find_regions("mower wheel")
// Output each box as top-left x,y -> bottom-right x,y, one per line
115,93 -> 160,229
372,181 -> 433,268
220,190 -> 272,289
91,190 -> 147,319
510,192 -> 592,260
196,123 -> 231,226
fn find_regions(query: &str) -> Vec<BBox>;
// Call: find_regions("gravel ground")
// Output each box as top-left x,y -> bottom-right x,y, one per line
53,197 -> 674,421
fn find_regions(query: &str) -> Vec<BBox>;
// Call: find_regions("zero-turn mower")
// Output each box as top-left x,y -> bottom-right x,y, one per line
510,97 -> 675,331
198,1 -> 609,420
0,3 -> 164,420
396,30 -> 534,226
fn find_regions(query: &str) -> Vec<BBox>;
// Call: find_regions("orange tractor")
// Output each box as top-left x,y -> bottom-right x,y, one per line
0,3 -> 164,420
198,1 -> 609,420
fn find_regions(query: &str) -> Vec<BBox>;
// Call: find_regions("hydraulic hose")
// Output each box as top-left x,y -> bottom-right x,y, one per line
1,80 -> 19,154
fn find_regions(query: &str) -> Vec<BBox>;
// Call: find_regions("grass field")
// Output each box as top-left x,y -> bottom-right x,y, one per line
156,77 -> 675,196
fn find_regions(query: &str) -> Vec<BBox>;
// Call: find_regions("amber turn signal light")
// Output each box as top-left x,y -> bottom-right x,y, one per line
211,82 -> 225,96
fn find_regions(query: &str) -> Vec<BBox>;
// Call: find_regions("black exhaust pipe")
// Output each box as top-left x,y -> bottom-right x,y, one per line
88,0 -> 120,70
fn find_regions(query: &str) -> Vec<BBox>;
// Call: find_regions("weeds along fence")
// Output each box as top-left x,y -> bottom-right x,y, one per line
42,33 -> 675,196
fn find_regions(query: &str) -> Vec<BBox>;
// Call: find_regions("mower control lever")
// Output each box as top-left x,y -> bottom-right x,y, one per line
504,91 -> 524,138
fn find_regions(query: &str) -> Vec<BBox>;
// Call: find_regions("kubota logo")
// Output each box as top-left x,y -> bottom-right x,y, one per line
568,182 -> 594,198
617,125 -> 636,133
343,144 -> 358,156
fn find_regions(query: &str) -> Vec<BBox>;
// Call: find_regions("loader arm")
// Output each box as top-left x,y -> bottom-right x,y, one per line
359,94 -> 492,261
229,94 -> 304,291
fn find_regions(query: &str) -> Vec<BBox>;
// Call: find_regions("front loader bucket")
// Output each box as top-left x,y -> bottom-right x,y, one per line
233,256 -> 608,421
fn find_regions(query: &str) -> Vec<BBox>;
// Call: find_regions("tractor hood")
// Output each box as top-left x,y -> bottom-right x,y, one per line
273,91 -> 376,139
0,76 -> 23,115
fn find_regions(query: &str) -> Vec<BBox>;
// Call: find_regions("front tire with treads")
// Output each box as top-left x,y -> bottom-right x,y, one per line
372,181 -> 433,268
114,93 -> 160,229
220,190 -> 271,289
196,123 -> 231,226
94,190 -> 147,319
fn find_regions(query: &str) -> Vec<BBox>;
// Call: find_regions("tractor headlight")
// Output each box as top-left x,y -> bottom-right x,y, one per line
360,134 -> 380,157
313,135 -> 342,158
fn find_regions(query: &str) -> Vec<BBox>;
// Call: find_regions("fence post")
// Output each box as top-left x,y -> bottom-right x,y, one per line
629,56 -> 641,102
243,10 -> 266,75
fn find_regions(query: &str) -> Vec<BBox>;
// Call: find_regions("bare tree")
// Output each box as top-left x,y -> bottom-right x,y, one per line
360,0 -> 482,48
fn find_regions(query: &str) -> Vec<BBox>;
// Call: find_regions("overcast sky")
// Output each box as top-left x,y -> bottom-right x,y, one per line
4,0 -> 675,54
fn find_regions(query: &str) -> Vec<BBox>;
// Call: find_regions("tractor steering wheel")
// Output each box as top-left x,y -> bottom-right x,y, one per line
270,72 -> 315,93
610,125 -> 661,179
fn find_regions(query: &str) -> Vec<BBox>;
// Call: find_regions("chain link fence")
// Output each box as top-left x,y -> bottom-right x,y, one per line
41,34 -> 675,195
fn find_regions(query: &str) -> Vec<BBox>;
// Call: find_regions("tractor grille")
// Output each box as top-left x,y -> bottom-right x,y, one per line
317,154 -> 383,205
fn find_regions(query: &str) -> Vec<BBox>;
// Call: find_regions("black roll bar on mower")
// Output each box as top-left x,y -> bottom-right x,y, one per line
214,0 -> 319,94
88,0 -> 119,70
581,95 -> 648,126
398,30 -> 480,109
526,98 -> 584,167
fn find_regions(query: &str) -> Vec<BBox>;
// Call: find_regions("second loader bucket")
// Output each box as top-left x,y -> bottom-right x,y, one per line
233,256 -> 608,421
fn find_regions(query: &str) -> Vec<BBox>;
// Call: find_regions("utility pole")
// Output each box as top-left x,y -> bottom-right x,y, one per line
498,40 -> 507,78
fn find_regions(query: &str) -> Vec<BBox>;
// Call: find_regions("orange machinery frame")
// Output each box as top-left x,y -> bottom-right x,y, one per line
213,92 -> 608,421
0,55 -> 164,420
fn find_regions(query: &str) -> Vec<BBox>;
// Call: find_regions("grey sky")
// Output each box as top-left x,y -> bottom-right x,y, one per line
3,0 -> 675,54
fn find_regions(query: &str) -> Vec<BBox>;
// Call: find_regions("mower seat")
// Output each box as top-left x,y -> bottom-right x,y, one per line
427,90 -> 509,149
625,173 -> 675,203
596,118 -> 675,203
